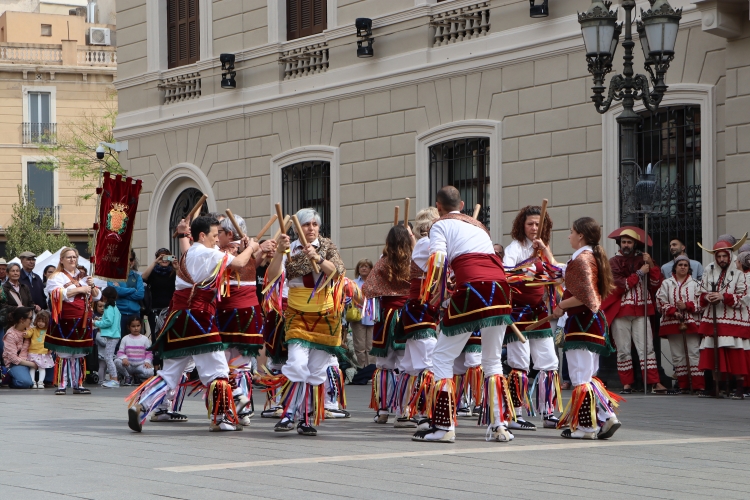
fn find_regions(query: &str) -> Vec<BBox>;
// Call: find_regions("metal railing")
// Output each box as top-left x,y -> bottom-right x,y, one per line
22,122 -> 57,144
37,206 -> 62,229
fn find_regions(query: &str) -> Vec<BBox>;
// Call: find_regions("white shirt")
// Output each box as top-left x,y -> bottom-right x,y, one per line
503,239 -> 534,268
429,212 -> 494,263
412,237 -> 431,272
175,242 -> 235,291
45,268 -> 102,302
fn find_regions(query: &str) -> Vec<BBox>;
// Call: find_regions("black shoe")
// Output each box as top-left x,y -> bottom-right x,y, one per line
509,418 -> 537,431
128,405 -> 143,433
274,418 -> 295,432
297,422 -> 317,436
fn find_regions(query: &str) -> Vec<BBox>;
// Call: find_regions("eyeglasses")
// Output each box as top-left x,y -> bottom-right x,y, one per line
64,256 -> 77,260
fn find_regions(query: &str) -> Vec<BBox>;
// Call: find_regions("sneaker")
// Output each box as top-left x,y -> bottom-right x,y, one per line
394,416 -> 418,428
561,428 -> 597,440
543,415 -> 560,429
128,404 -> 144,433
262,406 -> 283,418
297,422 -> 317,436
35,381 -> 44,389
102,380 -> 120,388
123,377 -> 133,386
373,412 -> 389,424
324,408 -> 350,419
597,417 -> 621,440
412,427 -> 455,443
509,418 -> 537,431
209,414 -> 242,432
274,417 -> 295,432
457,407 -> 473,418
55,388 -> 67,395
487,425 -> 514,442
150,409 -> 188,422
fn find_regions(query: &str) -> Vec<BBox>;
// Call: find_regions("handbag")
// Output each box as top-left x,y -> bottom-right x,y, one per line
345,302 -> 362,322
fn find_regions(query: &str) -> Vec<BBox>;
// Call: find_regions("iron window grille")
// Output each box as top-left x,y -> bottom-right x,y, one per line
281,161 -> 331,238
619,105 -> 702,267
169,187 -> 208,257
22,122 -> 56,144
428,137 -> 490,226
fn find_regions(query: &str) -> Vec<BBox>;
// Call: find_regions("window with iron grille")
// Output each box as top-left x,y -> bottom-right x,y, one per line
428,137 -> 490,226
287,0 -> 327,41
619,105 -> 702,267
282,161 -> 331,237
169,187 -> 208,257
167,0 -> 200,69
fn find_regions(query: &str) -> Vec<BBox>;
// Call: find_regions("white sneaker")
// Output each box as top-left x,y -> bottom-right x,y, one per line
102,380 -> 120,388
598,417 -> 621,440
36,381 -> 44,389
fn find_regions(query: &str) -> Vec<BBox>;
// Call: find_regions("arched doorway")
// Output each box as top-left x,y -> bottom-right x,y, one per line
169,187 -> 208,256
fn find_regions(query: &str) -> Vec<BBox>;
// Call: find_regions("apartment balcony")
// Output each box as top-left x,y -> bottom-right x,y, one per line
37,206 -> 62,229
22,123 -> 57,144
0,42 -> 116,67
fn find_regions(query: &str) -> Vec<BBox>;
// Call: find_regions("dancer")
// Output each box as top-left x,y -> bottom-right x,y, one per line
656,255 -> 705,393
363,224 -> 413,424
412,186 -> 514,443
45,247 -> 101,395
503,206 -> 563,430
263,208 -> 352,436
697,234 -> 749,399
126,215 -> 257,432
551,217 -> 623,440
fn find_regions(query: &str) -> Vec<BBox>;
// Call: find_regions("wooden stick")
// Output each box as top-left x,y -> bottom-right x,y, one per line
508,323 -> 527,344
224,209 -> 246,239
403,198 -> 411,227
472,204 -> 481,219
274,203 -> 285,234
393,205 -> 400,226
524,317 -> 551,332
260,216 -> 291,266
172,194 -> 207,237
538,198 -> 550,259
254,214 -> 277,241
291,214 -> 321,273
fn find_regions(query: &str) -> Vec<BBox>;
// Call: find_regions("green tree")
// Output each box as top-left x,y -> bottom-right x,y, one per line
5,185 -> 71,259
37,88 -> 125,201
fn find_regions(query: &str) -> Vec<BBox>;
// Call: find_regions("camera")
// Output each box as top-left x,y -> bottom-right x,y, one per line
96,145 -> 105,160
162,255 -> 174,262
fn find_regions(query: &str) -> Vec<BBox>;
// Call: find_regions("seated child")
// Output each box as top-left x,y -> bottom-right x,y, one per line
115,316 -> 154,384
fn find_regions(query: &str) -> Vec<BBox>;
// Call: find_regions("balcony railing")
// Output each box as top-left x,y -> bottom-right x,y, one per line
78,48 -> 117,66
37,206 -> 62,229
22,122 -> 57,144
0,43 -> 62,64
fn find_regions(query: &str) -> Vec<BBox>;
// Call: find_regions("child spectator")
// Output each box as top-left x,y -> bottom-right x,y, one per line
2,307 -> 35,388
95,287 -> 121,388
116,316 -> 153,385
93,300 -> 108,383
25,311 -> 54,388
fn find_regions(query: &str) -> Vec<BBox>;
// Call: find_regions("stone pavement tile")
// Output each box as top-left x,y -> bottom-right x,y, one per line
0,483 -> 79,500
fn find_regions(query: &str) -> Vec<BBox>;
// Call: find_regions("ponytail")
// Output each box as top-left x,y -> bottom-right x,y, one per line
591,244 -> 615,299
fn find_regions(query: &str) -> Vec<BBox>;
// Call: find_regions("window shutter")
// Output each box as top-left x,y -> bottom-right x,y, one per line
167,0 -> 199,69
287,0 -> 326,41
312,0 -> 326,33
287,0 -> 300,41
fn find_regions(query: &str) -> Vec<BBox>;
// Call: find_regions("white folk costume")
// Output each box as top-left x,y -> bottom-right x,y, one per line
412,211 -> 514,443
394,236 -> 439,427
363,254 -> 410,423
503,238 -> 563,429
605,227 -> 663,387
45,269 -> 101,394
261,237 -> 353,435
558,246 -> 623,439
126,243 -> 238,432
697,237 -> 750,381
655,257 -> 705,391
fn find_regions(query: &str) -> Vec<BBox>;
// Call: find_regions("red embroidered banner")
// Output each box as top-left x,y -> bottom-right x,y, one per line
93,173 -> 142,281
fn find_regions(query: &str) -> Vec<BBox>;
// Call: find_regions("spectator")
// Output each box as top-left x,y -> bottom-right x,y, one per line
77,265 -> 88,277
42,265 -> 56,285
141,248 -> 176,339
93,299 -> 108,383
115,316 -> 154,385
351,259 -> 375,369
106,249 -> 144,336
0,258 -> 7,283
95,287 -> 122,388
3,262 -> 36,316
660,238 -> 703,281
2,307 -> 36,388
0,287 -> 7,365
24,311 -> 54,388
18,251 -> 46,311
494,243 -> 504,260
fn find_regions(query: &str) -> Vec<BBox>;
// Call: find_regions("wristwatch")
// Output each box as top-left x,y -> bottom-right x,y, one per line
317,255 -> 325,265
177,233 -> 190,239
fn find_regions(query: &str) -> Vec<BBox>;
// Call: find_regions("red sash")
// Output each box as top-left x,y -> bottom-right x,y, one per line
451,253 -> 506,284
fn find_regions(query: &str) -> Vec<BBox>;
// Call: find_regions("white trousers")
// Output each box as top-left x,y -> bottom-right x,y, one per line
432,325 -> 506,381
281,343 -> 330,385
157,351 -> 229,390
667,334 -> 701,378
565,349 -> 613,429
375,347 -> 405,371
400,337 -> 437,376
612,315 -> 657,366
506,336 -> 559,372
452,351 -> 481,375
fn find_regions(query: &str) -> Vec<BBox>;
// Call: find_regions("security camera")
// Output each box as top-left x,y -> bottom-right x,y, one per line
355,18 -> 372,37
96,145 -> 105,160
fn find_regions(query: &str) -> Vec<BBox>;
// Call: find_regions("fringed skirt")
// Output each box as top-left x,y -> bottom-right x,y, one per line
152,288 -> 223,359
217,285 -> 264,357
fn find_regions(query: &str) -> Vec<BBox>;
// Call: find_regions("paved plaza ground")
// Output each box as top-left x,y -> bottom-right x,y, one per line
0,384 -> 748,500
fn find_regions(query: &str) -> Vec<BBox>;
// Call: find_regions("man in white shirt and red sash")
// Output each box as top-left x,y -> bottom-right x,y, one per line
126,216 -> 258,433
412,186 -> 514,443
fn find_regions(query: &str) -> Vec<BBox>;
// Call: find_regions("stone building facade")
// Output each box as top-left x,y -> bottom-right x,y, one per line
114,0 -> 750,273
